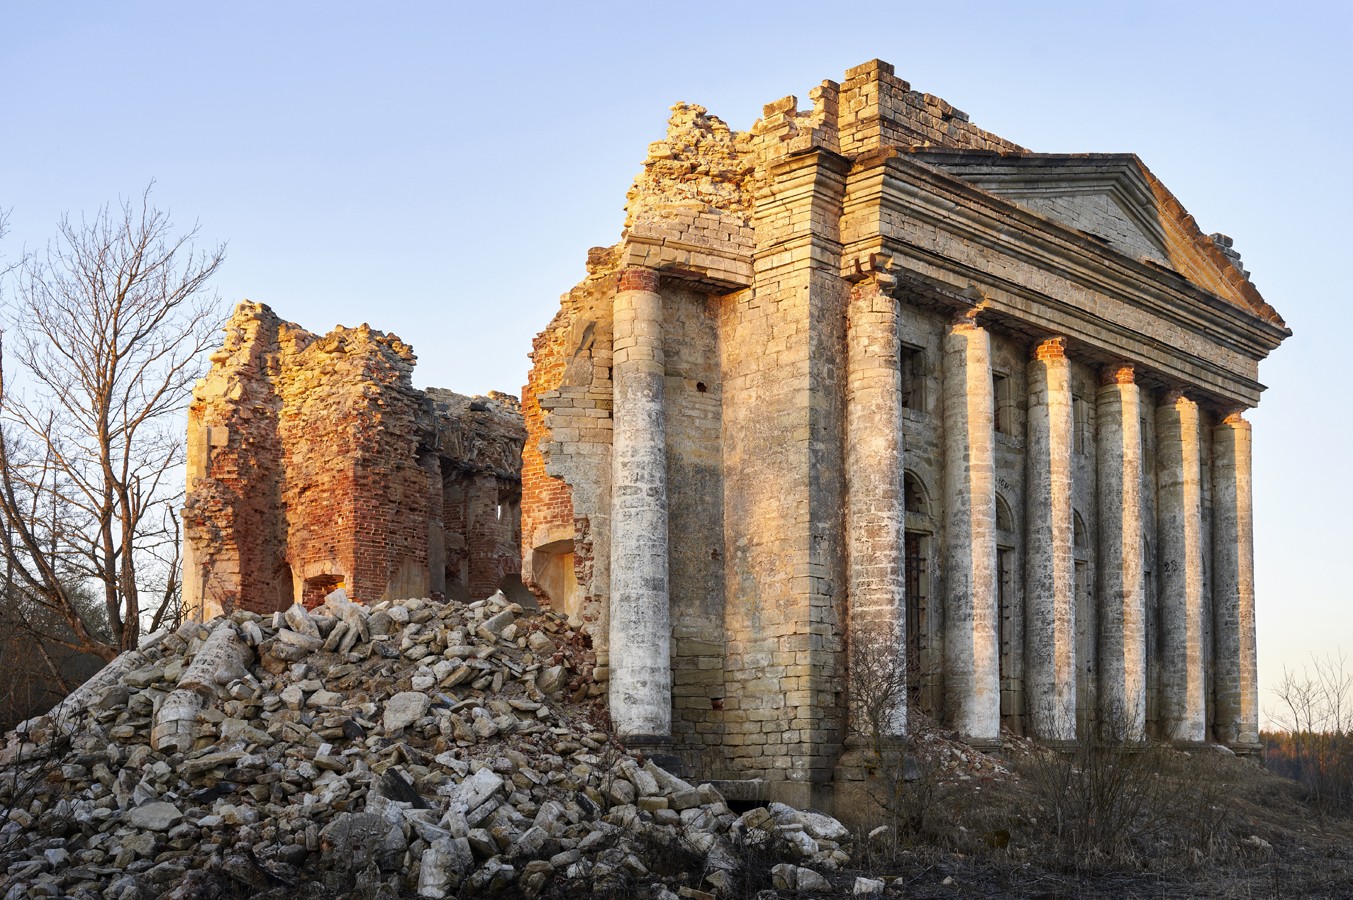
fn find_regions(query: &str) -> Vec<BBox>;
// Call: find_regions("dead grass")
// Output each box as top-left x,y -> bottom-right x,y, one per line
845,734 -> 1353,898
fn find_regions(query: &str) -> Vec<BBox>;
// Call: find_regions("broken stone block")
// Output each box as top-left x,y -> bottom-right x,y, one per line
854,875 -> 886,895
382,691 -> 430,732
124,801 -> 183,831
771,863 -> 832,892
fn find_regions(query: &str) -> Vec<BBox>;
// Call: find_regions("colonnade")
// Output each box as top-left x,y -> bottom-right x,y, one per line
839,310 -> 1259,748
606,267 -> 1259,752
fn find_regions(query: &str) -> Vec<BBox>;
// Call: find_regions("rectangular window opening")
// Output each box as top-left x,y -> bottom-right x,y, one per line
993,373 -> 1014,436
901,345 -> 925,412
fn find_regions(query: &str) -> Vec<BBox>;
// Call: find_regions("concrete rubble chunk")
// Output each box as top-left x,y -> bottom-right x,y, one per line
384,690 -> 431,732
0,553 -> 851,898
771,863 -> 832,892
479,608 -> 516,639
448,768 -> 505,814
536,665 -> 567,694
283,601 -> 322,638
124,801 -> 183,831
854,875 -> 886,895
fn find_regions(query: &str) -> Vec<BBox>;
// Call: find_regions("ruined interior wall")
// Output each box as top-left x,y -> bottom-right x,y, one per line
442,471 -> 470,598
185,304 -> 524,619
464,472 -> 508,598
519,270 -> 616,643
430,390 -> 527,602
661,285 -> 727,771
273,324 -> 432,605
1069,358 -> 1101,733
273,328 -> 357,604
897,301 -> 949,715
989,331 -> 1029,732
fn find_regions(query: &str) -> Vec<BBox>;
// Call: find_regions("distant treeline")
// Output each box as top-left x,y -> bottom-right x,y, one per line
1263,729 -> 1353,814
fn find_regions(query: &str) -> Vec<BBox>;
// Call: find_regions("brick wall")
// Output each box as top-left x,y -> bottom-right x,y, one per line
183,304 -> 525,618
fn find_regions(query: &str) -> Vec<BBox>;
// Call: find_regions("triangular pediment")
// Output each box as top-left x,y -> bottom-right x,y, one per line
907,151 -> 1284,326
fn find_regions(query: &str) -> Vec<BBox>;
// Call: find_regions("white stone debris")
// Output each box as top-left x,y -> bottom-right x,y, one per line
0,592 -> 853,898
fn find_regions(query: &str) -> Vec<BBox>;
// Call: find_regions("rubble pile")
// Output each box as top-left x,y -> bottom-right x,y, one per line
1,592 -> 854,899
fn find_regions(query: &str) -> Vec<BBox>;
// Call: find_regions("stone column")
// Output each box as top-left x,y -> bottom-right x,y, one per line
1156,390 -> 1206,743
1024,338 -> 1076,742
1212,412 -> 1258,749
1096,364 -> 1146,739
609,267 -> 672,740
942,310 -> 1000,744
845,275 -> 907,738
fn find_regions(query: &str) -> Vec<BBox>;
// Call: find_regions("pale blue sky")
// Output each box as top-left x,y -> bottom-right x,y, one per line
2,1 -> 1347,724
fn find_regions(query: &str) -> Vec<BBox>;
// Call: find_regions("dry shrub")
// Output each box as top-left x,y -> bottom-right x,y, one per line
1017,726 -> 1238,870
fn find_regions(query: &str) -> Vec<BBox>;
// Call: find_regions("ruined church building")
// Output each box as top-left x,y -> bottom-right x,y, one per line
522,60 -> 1288,804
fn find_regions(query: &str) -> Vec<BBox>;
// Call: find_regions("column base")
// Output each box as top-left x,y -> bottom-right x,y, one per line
622,734 -> 686,778
1170,739 -> 1217,753
964,734 -> 1004,753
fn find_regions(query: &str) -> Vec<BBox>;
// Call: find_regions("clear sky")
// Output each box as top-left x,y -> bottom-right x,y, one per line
2,1 -> 1348,727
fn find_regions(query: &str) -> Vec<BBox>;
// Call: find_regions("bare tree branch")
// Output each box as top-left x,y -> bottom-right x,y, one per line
0,187 -> 225,661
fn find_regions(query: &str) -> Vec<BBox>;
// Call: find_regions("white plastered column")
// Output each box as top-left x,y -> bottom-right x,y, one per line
1096,364 -> 1146,739
1156,390 -> 1206,743
942,310 -> 1000,744
609,266 -> 672,739
1212,412 -> 1258,749
845,273 -> 907,738
1024,338 -> 1076,741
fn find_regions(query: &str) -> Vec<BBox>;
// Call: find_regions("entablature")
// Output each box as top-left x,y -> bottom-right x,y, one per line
841,154 -> 1288,409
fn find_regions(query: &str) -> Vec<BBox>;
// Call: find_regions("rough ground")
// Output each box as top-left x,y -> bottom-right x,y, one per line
834,726 -> 1353,898
3,592 -> 1352,899
0,594 -> 857,899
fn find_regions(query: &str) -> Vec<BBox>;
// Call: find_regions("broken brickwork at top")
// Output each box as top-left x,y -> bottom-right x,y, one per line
182,302 -> 526,619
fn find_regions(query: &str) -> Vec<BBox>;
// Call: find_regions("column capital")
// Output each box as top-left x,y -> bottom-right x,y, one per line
1099,363 -> 1135,386
618,267 -> 660,293
845,251 -> 897,290
1031,337 -> 1067,361
1161,387 -> 1195,407
949,307 -> 982,332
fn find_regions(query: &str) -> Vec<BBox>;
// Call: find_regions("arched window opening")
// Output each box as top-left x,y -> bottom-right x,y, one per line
904,471 -> 931,517
995,493 -> 1018,729
902,470 -> 935,715
1073,510 -> 1094,735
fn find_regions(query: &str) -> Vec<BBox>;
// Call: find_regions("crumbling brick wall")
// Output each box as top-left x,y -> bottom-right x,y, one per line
183,304 -> 525,618
520,263 -> 617,643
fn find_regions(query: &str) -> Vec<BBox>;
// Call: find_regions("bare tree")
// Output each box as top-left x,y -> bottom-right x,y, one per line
0,187 -> 224,661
